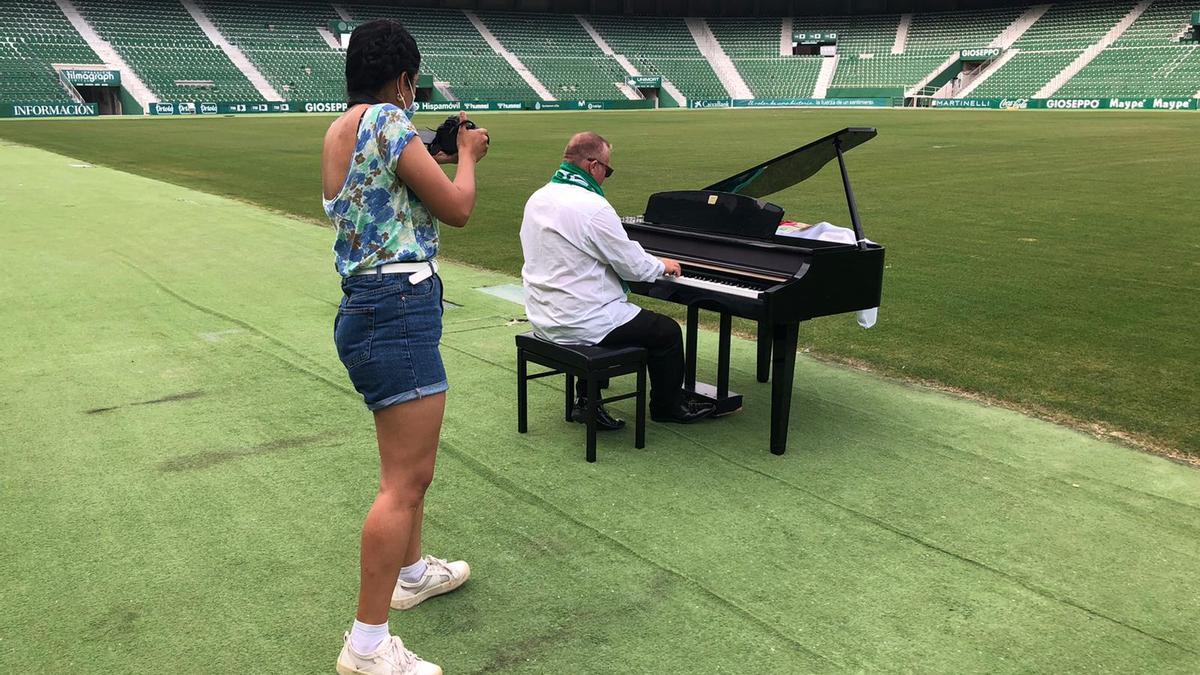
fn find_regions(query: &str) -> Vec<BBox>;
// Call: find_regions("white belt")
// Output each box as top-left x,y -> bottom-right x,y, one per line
353,260 -> 438,284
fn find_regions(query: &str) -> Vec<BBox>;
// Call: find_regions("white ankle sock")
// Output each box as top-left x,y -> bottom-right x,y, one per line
349,620 -> 389,655
399,558 -> 428,583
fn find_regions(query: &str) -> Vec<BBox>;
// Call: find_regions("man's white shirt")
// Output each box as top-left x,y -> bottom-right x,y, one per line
520,182 -> 664,345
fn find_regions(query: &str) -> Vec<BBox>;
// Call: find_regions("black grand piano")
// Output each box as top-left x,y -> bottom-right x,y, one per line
621,127 -> 885,455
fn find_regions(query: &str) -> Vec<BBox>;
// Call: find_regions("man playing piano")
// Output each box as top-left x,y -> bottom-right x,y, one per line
520,132 -> 717,427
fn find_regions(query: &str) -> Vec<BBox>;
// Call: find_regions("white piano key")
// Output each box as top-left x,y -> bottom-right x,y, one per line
660,274 -> 761,299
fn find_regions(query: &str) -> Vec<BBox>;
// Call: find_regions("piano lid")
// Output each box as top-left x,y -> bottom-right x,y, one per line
704,127 -> 876,199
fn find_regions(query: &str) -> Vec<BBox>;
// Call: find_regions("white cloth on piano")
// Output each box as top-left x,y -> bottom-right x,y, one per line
520,182 -> 665,345
776,221 -> 879,329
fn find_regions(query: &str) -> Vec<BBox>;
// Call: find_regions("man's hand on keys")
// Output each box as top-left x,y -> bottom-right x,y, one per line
660,258 -> 682,278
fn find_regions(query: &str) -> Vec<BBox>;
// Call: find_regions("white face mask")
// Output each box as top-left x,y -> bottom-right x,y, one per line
397,75 -> 418,120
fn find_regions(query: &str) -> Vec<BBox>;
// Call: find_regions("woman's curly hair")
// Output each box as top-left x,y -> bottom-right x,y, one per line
345,19 -> 421,103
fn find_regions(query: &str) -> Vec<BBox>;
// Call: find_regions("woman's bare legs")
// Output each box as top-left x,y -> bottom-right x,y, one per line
355,393 -> 445,624
404,500 -> 424,568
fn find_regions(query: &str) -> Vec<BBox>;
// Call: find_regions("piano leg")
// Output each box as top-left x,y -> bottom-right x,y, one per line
564,372 -> 575,423
717,312 -> 731,398
682,305 -> 743,416
769,322 -> 800,455
756,320 -> 771,383
684,304 -> 699,389
586,377 -> 600,463
517,348 -> 528,434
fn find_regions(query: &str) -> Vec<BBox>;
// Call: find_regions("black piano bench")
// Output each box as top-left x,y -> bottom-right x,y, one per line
515,332 -> 646,462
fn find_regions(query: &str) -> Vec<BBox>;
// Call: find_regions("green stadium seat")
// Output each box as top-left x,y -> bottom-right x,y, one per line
478,12 -> 627,100
0,0 -> 102,103
198,0 -> 345,101
707,17 -> 822,98
588,15 -> 726,100
342,2 -> 537,101
73,0 -> 262,102
2,1 -> 1197,110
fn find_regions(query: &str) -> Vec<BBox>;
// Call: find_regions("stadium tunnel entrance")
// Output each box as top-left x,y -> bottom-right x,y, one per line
55,67 -> 124,115
626,76 -> 663,107
74,84 -> 122,115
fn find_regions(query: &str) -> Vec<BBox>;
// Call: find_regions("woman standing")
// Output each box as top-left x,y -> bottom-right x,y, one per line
321,19 -> 489,675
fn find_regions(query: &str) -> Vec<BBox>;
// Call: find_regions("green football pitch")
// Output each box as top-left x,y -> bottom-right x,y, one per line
1,111 -> 1199,673
2,108 -> 1196,457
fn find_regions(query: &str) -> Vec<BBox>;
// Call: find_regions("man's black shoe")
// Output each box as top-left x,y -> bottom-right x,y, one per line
650,399 -> 717,424
570,398 -> 626,431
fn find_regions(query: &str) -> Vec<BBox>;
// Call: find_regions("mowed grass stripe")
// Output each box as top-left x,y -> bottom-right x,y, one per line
2,109 -> 1195,456
3,144 -> 1199,672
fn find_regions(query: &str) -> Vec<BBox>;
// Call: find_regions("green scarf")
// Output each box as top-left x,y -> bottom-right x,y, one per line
550,161 -> 604,197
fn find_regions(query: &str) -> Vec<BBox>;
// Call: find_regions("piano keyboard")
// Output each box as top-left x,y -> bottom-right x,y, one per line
662,273 -> 762,299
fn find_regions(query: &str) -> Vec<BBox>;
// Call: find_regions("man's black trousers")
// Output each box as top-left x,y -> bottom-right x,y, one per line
575,309 -> 683,414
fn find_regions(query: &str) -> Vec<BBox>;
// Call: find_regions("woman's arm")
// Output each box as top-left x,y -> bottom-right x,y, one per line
395,114 -> 489,228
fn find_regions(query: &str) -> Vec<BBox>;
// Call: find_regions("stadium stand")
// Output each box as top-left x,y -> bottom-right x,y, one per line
588,15 -> 727,100
707,17 -> 822,97
476,12 -> 628,100
969,48 -> 1083,97
1054,44 -> 1200,96
1012,0 -> 1135,50
904,7 -> 1024,53
4,1 -> 1199,110
832,53 -> 948,91
969,0 -> 1140,97
811,14 -> 900,55
197,0 -> 344,101
341,2 -> 536,101
0,0 -> 100,103
71,0 -> 261,102
822,13 -> 945,92
1056,0 -> 1200,96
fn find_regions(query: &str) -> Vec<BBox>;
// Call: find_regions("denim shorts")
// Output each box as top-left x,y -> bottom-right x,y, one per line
334,271 -> 448,411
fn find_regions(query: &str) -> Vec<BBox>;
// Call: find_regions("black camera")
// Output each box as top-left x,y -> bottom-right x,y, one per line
420,115 -> 479,156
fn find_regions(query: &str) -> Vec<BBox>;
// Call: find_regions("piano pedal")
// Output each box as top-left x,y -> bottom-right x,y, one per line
685,383 -> 744,417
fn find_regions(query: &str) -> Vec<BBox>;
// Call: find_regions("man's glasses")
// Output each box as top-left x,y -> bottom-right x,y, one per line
589,157 -> 614,178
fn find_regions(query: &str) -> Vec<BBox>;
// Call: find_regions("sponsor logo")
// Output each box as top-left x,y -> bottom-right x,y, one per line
178,102 -> 196,115
999,98 -> 1029,109
420,101 -> 461,112
154,102 -> 175,115
691,99 -> 731,108
1046,99 -> 1100,109
960,48 -> 1002,59
932,99 -> 992,108
496,102 -> 522,110
1108,98 -> 1146,110
304,102 -> 348,113
585,102 -> 604,110
10,103 -> 97,117
1151,98 -> 1191,110
199,102 -> 219,114
62,69 -> 119,85
463,102 -> 490,110
733,98 -> 886,108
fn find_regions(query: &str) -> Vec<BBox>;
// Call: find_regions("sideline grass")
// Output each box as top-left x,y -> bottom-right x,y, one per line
1,109 -> 1197,455
4,141 -> 1200,674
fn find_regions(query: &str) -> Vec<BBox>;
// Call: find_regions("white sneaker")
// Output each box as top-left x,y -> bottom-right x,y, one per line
335,632 -> 442,675
390,555 -> 471,610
